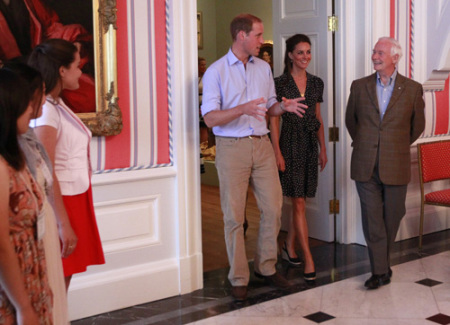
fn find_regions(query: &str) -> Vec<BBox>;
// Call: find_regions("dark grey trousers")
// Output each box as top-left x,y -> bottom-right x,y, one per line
355,168 -> 408,275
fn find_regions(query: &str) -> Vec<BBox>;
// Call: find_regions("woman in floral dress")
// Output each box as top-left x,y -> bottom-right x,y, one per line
8,62 -> 72,324
0,68 -> 52,324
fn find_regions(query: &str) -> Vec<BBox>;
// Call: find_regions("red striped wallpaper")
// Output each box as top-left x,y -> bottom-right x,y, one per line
390,0 -> 450,138
102,0 -> 170,171
154,0 -> 170,164
104,0 -> 131,170
435,78 -> 450,135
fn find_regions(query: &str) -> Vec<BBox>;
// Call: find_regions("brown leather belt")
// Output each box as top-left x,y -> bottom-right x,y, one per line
216,134 -> 268,140
246,135 -> 266,139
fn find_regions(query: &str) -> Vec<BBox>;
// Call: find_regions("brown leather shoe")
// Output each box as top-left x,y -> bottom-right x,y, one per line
254,271 -> 290,289
231,286 -> 248,301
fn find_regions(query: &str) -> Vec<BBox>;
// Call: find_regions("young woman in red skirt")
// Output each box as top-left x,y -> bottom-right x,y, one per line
29,39 -> 105,289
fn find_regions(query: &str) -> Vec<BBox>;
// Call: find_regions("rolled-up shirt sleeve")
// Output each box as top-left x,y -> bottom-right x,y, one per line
200,49 -> 275,137
201,66 -> 221,117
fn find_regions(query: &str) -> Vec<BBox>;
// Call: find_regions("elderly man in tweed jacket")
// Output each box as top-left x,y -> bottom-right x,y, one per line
345,37 -> 425,289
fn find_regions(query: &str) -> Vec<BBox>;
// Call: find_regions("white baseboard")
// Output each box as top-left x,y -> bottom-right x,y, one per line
68,259 -> 179,321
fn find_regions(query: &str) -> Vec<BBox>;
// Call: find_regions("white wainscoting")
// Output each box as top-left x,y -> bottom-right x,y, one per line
67,167 -> 194,320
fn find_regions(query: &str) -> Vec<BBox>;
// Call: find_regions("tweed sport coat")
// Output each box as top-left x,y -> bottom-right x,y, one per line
345,72 -> 425,185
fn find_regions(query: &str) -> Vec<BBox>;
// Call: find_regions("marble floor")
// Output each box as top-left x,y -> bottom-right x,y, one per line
72,230 -> 450,325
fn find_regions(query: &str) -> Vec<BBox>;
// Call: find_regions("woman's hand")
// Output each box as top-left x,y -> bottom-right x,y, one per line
59,223 -> 78,258
319,150 -> 327,172
275,152 -> 286,172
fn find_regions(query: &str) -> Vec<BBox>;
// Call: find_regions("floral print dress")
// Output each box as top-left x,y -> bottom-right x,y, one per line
0,159 -> 53,324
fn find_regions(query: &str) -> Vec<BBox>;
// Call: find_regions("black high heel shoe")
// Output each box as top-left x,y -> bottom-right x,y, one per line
281,241 -> 302,266
303,271 -> 316,281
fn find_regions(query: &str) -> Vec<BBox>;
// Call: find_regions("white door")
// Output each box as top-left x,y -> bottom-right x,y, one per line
272,0 -> 334,241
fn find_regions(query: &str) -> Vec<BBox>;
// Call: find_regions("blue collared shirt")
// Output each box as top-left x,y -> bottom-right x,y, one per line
376,69 -> 397,120
201,49 -> 277,137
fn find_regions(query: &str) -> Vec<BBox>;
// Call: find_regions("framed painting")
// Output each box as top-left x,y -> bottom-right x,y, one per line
258,41 -> 273,72
0,0 -> 122,136
197,11 -> 203,49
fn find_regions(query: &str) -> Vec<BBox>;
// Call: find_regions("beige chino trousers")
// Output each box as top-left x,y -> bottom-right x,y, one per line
215,135 -> 282,286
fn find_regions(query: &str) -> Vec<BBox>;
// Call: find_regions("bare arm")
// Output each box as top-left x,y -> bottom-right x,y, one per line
33,126 -> 78,258
315,103 -> 328,171
268,96 -> 307,117
203,97 -> 268,128
0,162 -> 39,324
269,116 -> 285,172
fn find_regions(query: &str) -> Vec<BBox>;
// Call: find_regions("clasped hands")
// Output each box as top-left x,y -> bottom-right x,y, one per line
243,96 -> 307,121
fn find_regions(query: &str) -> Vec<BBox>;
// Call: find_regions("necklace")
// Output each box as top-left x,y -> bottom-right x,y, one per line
291,74 -> 306,98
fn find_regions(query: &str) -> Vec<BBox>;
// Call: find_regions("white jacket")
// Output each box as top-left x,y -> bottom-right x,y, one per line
31,97 -> 92,196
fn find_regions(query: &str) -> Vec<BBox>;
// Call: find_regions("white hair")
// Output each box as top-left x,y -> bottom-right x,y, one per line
378,37 -> 403,61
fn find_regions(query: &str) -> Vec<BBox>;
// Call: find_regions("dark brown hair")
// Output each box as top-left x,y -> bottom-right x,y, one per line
4,62 -> 44,119
230,14 -> 262,41
0,69 -> 33,170
28,38 -> 77,95
283,34 -> 311,74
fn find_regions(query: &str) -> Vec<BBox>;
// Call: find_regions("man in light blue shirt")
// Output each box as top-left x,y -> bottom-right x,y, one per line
201,13 -> 307,301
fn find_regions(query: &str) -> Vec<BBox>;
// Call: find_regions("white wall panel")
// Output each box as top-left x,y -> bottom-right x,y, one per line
95,195 -> 160,252
68,167 -> 183,320
281,0 -> 317,19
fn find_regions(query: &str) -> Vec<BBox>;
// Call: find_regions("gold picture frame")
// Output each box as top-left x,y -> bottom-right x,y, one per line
197,11 -> 203,49
77,0 -> 123,136
258,41 -> 273,72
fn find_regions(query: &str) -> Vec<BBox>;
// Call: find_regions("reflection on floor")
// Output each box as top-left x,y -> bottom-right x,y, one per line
72,230 -> 450,325
201,184 -> 326,272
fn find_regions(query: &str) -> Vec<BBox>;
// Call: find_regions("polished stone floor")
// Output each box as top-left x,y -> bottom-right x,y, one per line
72,230 -> 450,324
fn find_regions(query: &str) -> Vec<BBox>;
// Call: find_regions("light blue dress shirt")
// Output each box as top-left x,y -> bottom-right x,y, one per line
201,49 -> 277,137
376,69 -> 397,120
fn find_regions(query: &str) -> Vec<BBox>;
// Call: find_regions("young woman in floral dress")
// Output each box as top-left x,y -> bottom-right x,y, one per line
0,68 -> 53,324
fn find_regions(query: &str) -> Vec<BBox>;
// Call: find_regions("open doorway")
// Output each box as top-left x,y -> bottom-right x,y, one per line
197,0 -> 278,272
197,0 -> 334,273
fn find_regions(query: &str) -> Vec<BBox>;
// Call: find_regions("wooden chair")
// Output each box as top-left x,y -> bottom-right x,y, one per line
417,139 -> 450,249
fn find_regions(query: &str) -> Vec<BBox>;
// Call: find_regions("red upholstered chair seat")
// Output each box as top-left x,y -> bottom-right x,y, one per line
425,189 -> 450,205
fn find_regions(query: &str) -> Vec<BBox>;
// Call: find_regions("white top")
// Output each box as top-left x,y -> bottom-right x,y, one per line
31,97 -> 92,196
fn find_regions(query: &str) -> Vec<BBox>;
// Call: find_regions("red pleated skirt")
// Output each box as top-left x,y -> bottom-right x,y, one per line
62,184 -> 105,276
